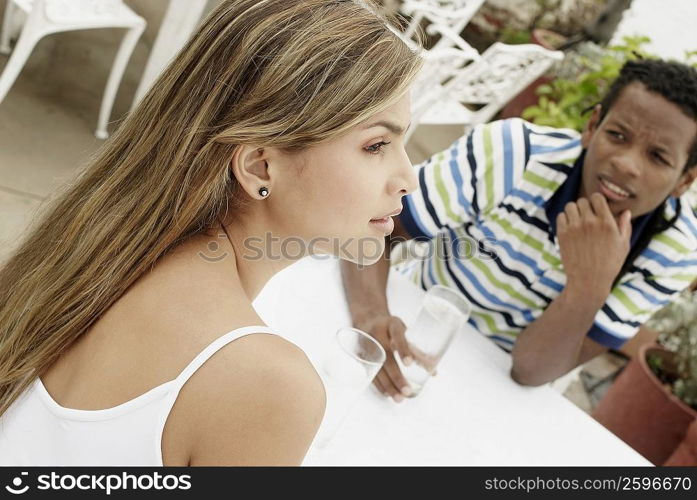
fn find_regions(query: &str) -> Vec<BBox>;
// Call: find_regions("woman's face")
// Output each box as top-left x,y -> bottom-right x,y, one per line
267,93 -> 416,265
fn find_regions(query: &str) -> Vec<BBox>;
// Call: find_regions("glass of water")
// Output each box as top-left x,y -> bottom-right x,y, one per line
396,285 -> 471,396
312,327 -> 386,448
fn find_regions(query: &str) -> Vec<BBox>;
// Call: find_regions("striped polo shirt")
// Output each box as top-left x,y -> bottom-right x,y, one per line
395,118 -> 697,351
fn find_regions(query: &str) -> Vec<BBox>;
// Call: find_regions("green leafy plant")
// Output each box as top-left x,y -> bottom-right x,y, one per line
646,289 -> 697,410
499,26 -> 532,45
521,36 -> 655,131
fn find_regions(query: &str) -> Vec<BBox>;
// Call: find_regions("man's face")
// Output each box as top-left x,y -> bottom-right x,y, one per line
580,82 -> 697,218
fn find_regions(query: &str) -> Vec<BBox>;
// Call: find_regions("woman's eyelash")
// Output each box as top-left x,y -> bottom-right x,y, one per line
365,141 -> 391,155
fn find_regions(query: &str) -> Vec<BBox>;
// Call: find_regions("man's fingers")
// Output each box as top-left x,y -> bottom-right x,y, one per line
373,375 -> 387,396
375,369 -> 404,402
564,201 -> 580,225
576,197 -> 593,218
357,315 -> 414,402
589,192 -> 613,222
556,212 -> 568,232
382,356 -> 412,398
387,317 -> 412,365
618,209 -> 632,241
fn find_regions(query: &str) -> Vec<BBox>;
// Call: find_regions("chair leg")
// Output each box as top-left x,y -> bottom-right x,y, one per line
0,0 -> 17,55
0,29 -> 41,104
95,23 -> 144,139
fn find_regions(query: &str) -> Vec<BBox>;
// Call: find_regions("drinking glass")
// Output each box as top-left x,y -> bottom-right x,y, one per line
312,327 -> 386,448
395,285 -> 471,396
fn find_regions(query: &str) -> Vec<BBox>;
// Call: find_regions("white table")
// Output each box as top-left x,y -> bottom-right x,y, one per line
253,257 -> 651,466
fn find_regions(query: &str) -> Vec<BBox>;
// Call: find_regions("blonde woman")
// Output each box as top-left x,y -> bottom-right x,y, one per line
0,0 -> 421,466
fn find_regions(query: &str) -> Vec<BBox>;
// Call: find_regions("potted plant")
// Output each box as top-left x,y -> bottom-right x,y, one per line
520,35 -> 654,131
591,286 -> 697,465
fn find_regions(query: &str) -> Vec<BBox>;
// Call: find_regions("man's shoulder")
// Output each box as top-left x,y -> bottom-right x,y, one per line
644,196 -> 697,270
482,118 -> 581,141
668,196 -> 697,252
468,118 -> 582,167
492,119 -> 582,196
436,118 -> 581,167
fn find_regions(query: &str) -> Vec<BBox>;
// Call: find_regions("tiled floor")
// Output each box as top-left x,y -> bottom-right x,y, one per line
0,51 -> 624,413
0,83 -> 101,198
562,352 -> 628,413
0,187 -> 42,262
0,53 -> 103,262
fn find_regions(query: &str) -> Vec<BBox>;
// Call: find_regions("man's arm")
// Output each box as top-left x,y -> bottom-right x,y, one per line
510,193 -> 631,386
341,214 -> 412,321
510,290 -> 608,386
340,216 -> 416,401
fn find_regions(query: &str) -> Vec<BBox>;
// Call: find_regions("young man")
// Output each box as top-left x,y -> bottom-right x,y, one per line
341,59 -> 697,400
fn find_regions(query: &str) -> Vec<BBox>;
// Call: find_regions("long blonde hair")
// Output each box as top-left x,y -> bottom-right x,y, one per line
0,0 -> 421,417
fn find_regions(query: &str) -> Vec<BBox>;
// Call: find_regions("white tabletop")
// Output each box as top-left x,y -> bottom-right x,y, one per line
253,256 -> 651,466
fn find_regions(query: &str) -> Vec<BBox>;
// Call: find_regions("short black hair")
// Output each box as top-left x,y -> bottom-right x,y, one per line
598,59 -> 697,170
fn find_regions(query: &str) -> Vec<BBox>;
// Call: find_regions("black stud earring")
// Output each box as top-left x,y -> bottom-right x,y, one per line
258,187 -> 269,198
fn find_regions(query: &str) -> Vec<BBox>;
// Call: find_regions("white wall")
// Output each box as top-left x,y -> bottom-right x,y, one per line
612,0 -> 697,60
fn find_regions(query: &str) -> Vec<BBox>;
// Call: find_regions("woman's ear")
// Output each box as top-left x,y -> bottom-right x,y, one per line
230,145 -> 272,199
671,166 -> 697,198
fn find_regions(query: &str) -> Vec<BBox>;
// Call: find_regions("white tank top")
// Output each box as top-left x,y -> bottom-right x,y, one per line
0,325 -> 276,466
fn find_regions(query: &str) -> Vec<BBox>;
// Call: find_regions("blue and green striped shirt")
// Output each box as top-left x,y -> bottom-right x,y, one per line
395,118 -> 697,351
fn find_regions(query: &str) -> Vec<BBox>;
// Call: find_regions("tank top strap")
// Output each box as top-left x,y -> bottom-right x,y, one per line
153,325 -> 276,464
171,325 -> 276,390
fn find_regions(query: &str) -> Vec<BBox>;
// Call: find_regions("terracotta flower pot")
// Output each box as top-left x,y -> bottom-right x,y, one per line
664,418 -> 697,466
530,29 -> 568,50
591,343 -> 697,465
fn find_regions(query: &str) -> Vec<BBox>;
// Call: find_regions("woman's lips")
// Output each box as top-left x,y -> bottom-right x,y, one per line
370,216 -> 395,234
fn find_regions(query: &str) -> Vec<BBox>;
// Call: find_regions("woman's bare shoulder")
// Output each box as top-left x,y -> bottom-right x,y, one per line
176,333 -> 326,465
147,234 -> 326,464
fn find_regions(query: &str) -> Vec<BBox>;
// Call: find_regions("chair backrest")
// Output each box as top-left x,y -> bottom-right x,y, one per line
409,24 -> 481,114
410,44 -> 480,122
442,42 -> 564,126
407,22 -> 481,139
400,0 -> 484,45
13,0 -> 128,25
45,0 -> 127,24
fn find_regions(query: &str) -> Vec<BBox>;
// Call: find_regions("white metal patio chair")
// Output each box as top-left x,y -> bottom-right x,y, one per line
408,39 -> 564,142
0,0 -> 145,139
410,40 -> 481,133
400,0 -> 484,49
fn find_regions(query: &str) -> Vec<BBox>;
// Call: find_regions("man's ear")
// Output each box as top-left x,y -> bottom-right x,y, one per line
671,166 -> 697,198
230,145 -> 272,199
581,104 -> 602,149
